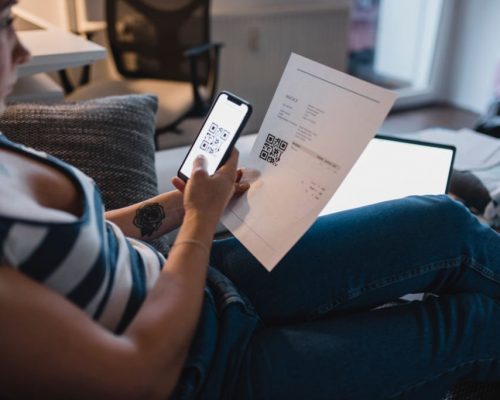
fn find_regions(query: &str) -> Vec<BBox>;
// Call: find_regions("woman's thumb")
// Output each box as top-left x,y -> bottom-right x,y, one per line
192,154 -> 208,178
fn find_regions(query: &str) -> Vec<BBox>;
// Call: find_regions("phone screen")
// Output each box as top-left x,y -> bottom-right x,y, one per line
179,93 -> 250,178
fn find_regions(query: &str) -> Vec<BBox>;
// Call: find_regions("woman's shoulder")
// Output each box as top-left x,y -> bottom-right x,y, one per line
0,181 -> 78,223
0,141 -> 81,223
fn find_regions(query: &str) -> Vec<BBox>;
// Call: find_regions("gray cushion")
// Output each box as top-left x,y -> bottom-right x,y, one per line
0,94 -> 169,253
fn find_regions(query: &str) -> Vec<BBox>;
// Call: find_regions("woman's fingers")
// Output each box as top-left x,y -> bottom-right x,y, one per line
236,168 -> 243,183
174,151 -> 242,194
191,155 -> 209,180
217,148 -> 239,177
234,181 -> 250,195
171,177 -> 186,193
234,167 -> 250,194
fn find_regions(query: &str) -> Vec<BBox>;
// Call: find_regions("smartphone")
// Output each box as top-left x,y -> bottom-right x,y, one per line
177,91 -> 252,181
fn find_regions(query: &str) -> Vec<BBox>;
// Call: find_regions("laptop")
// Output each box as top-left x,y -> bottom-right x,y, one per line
319,134 -> 456,216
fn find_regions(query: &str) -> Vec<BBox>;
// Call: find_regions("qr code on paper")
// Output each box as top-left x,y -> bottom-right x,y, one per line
199,122 -> 230,154
259,134 -> 288,166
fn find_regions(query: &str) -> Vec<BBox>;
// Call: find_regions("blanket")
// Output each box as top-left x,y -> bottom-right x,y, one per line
386,128 -> 500,229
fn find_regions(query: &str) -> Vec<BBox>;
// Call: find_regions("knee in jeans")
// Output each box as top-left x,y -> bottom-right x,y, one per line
425,195 -> 474,227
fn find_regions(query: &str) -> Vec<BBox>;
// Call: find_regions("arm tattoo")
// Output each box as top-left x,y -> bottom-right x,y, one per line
133,203 -> 166,237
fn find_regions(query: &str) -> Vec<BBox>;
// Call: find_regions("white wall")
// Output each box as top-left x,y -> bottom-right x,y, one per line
16,0 -> 72,30
445,0 -> 500,113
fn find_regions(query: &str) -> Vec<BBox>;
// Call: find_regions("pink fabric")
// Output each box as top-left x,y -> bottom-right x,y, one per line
348,2 -> 379,51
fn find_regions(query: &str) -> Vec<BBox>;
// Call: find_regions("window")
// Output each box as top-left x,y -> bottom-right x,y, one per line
348,0 -> 452,108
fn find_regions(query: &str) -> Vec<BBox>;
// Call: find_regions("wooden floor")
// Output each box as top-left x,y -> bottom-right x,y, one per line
380,103 -> 480,135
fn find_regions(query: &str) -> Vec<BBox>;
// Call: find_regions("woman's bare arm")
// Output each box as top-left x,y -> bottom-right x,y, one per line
105,169 -> 248,242
105,190 -> 185,241
0,227 -> 210,400
1,266 -> 170,400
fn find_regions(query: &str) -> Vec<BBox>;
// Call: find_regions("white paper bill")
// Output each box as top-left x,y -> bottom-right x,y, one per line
221,53 -> 397,271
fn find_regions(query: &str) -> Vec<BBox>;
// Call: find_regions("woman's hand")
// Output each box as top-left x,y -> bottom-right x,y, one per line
171,149 -> 248,227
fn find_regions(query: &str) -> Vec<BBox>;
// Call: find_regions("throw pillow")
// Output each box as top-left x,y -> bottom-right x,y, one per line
0,94 -> 170,253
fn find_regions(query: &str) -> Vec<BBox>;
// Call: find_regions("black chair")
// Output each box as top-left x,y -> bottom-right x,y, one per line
68,0 -> 223,149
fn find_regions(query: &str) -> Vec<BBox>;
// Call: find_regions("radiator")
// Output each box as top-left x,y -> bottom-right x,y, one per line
212,2 -> 351,133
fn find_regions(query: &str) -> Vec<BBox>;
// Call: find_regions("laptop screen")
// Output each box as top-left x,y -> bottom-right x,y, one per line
320,135 -> 456,215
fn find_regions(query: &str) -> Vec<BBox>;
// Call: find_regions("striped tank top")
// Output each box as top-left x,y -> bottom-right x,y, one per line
0,134 -> 165,333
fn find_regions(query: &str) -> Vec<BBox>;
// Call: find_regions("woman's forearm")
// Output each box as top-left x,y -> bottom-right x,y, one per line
105,190 -> 185,241
123,211 -> 216,397
120,154 -> 242,396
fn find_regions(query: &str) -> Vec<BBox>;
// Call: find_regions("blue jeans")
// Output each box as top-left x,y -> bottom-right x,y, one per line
209,195 -> 500,400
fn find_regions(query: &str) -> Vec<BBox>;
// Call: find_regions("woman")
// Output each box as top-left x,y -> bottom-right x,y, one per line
1,1 -> 500,399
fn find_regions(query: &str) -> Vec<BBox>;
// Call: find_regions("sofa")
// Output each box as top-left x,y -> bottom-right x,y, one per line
1,94 -> 499,399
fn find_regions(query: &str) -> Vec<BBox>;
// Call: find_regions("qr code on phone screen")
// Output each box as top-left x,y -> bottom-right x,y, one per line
199,122 -> 230,154
259,134 -> 288,166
